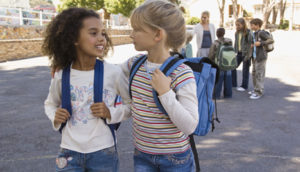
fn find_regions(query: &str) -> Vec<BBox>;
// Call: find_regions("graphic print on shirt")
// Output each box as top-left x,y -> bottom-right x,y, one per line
103,89 -> 114,105
70,82 -> 95,126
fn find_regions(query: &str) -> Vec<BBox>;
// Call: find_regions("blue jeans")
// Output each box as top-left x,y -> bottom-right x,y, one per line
214,70 -> 232,99
232,52 -> 250,89
55,146 -> 118,172
134,148 -> 195,172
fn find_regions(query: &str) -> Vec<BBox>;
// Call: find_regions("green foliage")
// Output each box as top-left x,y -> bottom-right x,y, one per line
58,0 -> 105,12
243,9 -> 252,17
104,0 -> 137,17
186,17 -> 200,25
168,0 -> 181,5
279,19 -> 289,30
30,0 -> 53,7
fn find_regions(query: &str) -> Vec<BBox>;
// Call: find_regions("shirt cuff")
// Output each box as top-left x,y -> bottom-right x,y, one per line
158,89 -> 176,101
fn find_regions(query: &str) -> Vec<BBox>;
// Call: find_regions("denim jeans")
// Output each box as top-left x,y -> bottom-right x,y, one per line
55,146 -> 118,172
214,70 -> 232,99
134,148 -> 195,172
232,52 -> 250,89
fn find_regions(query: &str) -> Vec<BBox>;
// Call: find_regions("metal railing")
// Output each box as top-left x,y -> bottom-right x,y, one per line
0,7 -> 56,26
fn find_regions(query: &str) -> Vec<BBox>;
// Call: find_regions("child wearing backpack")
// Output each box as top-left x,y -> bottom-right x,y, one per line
117,1 -> 199,171
181,31 -> 194,58
249,18 -> 274,99
43,8 -> 130,171
232,18 -> 253,92
208,27 -> 233,99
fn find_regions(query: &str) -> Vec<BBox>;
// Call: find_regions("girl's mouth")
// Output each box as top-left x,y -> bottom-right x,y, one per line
96,45 -> 104,50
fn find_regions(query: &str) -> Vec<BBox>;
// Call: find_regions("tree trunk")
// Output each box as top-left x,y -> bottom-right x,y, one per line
279,0 -> 287,25
272,5 -> 278,24
217,0 -> 225,27
262,0 -> 276,29
231,0 -> 238,21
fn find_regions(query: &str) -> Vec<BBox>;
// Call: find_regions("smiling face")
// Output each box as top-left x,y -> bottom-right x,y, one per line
250,23 -> 259,31
75,17 -> 107,59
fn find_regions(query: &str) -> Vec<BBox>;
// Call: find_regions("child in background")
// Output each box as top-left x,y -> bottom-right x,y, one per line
107,0 -> 199,171
249,18 -> 274,99
43,8 -> 130,171
181,31 -> 194,58
208,27 -> 233,99
232,18 -> 252,92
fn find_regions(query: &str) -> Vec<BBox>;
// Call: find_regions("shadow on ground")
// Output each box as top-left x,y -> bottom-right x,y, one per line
0,67 -> 299,172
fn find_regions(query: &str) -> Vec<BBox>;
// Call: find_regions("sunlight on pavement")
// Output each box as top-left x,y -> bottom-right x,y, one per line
284,92 -> 300,102
0,56 -> 49,71
222,132 -> 241,137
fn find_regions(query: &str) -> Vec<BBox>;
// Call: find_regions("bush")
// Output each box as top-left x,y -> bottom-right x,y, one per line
186,17 -> 200,25
279,19 -> 289,30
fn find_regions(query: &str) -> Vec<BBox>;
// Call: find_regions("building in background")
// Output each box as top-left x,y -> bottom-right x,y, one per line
0,0 -> 30,9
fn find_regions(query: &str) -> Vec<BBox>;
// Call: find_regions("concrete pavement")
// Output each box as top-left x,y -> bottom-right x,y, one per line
0,30 -> 300,172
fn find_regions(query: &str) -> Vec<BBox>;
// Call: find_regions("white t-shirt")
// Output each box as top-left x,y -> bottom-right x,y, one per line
44,60 -> 130,153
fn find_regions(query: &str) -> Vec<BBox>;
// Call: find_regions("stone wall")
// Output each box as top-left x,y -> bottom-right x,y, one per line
0,25 -> 132,62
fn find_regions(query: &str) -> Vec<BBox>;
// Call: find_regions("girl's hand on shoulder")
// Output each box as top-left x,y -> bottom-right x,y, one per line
151,69 -> 171,96
54,108 -> 70,126
90,102 -> 111,119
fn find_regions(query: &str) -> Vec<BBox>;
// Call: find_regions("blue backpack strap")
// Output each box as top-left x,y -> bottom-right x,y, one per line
94,59 -> 118,150
152,57 -> 186,115
60,60 -> 118,150
59,66 -> 72,133
129,55 -> 147,98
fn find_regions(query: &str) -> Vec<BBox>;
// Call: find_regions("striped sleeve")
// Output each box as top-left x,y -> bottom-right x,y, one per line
170,64 -> 195,91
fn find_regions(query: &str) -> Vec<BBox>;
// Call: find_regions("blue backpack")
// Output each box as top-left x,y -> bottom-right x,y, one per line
129,54 -> 220,172
129,54 -> 220,136
60,59 -> 120,148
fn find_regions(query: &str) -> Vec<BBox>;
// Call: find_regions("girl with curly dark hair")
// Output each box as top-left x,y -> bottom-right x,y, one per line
43,8 -> 130,171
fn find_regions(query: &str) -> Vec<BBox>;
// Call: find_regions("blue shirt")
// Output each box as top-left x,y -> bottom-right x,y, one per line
201,30 -> 212,48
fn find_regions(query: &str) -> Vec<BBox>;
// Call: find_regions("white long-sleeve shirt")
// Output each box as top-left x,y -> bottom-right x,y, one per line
44,60 -> 130,153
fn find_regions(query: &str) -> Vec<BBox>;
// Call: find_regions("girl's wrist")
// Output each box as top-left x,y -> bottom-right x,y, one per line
158,88 -> 170,96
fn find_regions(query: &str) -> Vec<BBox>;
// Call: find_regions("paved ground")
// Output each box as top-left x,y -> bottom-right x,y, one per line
0,30 -> 300,172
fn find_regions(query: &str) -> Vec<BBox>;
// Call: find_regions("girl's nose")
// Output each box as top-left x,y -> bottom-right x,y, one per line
98,34 -> 105,42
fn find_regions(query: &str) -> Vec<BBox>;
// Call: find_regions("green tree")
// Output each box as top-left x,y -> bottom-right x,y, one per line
169,0 -> 181,5
30,0 -> 53,7
104,0 -> 136,17
58,0 -> 105,12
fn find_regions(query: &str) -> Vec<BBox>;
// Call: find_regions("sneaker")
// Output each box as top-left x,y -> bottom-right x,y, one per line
236,87 -> 246,92
249,93 -> 262,99
248,90 -> 254,95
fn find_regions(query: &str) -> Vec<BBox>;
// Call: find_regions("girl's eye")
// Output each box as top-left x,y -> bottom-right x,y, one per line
90,32 -> 97,36
102,32 -> 106,36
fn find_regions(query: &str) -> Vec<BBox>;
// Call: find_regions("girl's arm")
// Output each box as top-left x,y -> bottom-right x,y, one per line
44,71 -> 63,131
106,69 -> 132,124
151,68 -> 198,135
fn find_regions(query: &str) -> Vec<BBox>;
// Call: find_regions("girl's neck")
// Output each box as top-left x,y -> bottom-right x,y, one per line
72,56 -> 97,71
147,48 -> 170,64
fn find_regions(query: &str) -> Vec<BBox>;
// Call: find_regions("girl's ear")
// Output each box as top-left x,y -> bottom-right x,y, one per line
74,42 -> 79,46
154,29 -> 165,42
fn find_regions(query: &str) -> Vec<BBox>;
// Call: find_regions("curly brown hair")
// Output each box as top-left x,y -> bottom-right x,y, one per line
42,8 -> 113,69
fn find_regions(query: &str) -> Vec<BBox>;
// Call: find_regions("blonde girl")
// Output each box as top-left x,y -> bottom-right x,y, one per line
109,0 -> 199,171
